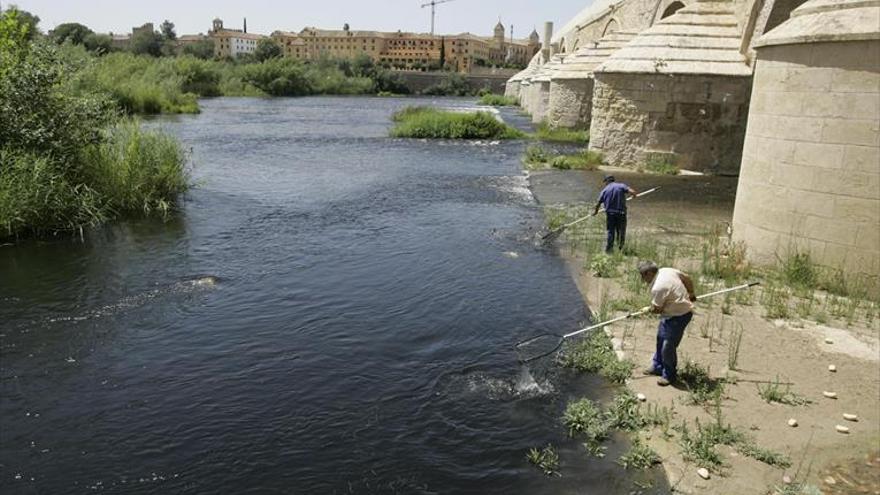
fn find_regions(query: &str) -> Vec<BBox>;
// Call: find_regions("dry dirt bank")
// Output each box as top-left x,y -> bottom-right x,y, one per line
529,168 -> 880,494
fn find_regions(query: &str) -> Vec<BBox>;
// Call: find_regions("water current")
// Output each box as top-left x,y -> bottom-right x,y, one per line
0,97 -> 668,494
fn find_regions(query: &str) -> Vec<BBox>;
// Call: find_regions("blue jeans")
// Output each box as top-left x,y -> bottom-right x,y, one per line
605,213 -> 627,253
651,312 -> 693,382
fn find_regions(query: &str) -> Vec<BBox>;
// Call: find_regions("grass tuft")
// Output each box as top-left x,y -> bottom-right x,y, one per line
560,330 -> 634,384
642,153 -> 680,175
534,122 -> 588,143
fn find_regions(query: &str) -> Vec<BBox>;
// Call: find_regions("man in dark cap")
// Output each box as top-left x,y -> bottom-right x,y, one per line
592,175 -> 638,253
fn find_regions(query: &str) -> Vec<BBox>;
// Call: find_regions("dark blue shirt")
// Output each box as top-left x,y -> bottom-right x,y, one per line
598,182 -> 631,215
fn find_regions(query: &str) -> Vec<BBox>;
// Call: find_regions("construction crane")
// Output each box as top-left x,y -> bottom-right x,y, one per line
421,0 -> 457,35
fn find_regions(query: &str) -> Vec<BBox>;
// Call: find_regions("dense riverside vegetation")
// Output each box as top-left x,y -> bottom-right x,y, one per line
389,107 -> 525,140
0,9 -> 189,239
63,48 -> 414,114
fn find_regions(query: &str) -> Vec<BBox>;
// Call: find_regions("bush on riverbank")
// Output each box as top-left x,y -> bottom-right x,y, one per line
479,93 -> 518,106
0,13 -> 189,239
535,122 -> 589,143
389,106 -> 525,139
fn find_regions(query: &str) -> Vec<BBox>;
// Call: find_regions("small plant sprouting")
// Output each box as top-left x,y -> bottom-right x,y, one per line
757,376 -> 810,406
618,438 -> 661,469
589,253 -> 618,278
526,444 -> 561,476
727,323 -> 744,371
679,360 -> 724,406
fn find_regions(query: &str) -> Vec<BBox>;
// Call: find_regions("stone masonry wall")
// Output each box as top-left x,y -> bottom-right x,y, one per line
589,72 -> 752,174
531,81 -> 552,123
548,78 -> 595,129
732,40 -> 880,279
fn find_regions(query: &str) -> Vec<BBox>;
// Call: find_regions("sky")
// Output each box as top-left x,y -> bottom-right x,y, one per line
9,0 -> 589,39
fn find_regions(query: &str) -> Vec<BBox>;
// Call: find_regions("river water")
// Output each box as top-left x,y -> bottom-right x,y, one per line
0,97 -> 666,494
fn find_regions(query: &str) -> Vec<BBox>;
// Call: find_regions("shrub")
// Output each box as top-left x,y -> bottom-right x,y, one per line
389,107 -> 525,139
589,253 -> 618,278
560,330 -> 634,384
0,32 -> 189,239
523,145 -> 552,165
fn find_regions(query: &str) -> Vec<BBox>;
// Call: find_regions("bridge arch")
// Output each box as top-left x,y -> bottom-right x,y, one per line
662,1 -> 686,18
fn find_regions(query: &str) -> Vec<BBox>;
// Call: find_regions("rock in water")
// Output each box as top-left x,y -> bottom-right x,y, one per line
843,413 -> 858,422
787,418 -> 798,427
835,425 -> 850,434
697,468 -> 710,480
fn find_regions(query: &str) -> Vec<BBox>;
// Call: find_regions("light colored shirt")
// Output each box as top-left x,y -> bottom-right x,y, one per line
651,268 -> 694,317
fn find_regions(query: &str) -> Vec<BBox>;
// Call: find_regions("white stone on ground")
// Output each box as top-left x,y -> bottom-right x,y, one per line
828,364 -> 837,372
697,468 -> 710,480
787,418 -> 798,427
843,413 -> 858,422
835,425 -> 850,434
823,391 -> 838,399
636,393 -> 646,402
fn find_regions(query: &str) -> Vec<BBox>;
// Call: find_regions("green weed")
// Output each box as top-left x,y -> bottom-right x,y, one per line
526,444 -> 560,476
727,323 -> 744,371
679,360 -> 724,405
589,253 -> 618,278
618,438 -> 661,469
757,376 -> 809,406
560,330 -> 634,384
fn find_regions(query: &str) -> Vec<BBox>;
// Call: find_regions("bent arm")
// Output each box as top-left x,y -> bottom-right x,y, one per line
678,272 -> 696,301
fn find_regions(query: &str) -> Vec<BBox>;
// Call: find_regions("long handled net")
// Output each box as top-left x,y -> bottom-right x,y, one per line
515,282 -> 760,363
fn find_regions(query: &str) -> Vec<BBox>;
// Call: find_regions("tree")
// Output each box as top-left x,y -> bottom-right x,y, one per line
182,39 -> 214,60
439,36 -> 446,70
1,5 -> 39,40
83,33 -> 112,54
129,29 -> 163,56
254,38 -> 281,62
160,20 -> 176,41
51,22 -> 93,45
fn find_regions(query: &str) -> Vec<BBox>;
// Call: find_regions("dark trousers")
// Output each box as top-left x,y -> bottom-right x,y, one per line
605,213 -> 627,253
651,312 -> 693,381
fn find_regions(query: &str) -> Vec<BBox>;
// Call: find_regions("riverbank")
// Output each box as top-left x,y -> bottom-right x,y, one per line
528,168 -> 880,494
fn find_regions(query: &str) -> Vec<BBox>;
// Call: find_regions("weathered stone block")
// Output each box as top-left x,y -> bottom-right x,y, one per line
792,141 -> 844,169
843,145 -> 880,174
831,68 -> 880,93
821,119 -> 880,147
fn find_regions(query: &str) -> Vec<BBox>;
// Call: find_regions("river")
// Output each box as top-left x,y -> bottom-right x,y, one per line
0,97 -> 667,494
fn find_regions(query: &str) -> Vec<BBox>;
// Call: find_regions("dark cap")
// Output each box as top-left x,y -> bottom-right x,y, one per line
603,175 -> 615,183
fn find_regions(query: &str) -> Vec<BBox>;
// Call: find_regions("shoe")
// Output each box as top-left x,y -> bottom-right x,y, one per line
657,378 -> 671,387
642,367 -> 660,376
